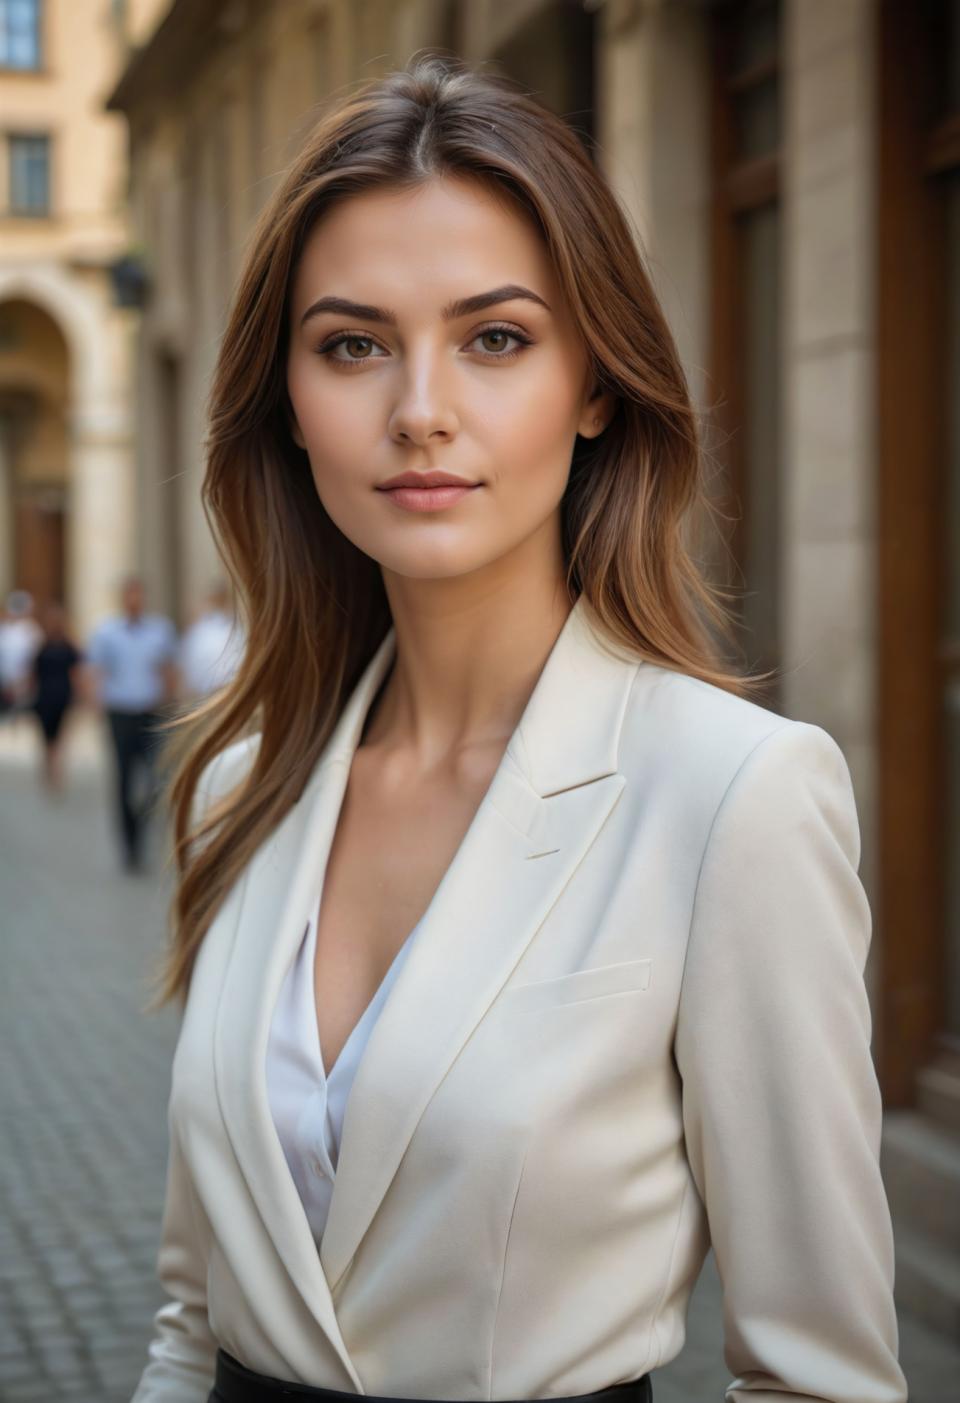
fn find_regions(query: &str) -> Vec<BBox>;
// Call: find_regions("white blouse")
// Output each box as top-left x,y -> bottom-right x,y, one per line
265,895 -> 422,1244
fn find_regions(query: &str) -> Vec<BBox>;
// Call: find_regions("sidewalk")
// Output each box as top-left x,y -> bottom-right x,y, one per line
1,720 -> 180,1400
0,706 -> 104,773
0,719 -> 957,1400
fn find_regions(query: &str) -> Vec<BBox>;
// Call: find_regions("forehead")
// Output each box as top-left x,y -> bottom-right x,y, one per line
290,176 -> 557,312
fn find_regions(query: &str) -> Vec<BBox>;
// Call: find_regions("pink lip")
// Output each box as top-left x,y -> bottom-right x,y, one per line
380,484 -> 481,513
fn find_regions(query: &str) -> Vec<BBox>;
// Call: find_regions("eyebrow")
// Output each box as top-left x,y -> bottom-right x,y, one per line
299,283 -> 551,329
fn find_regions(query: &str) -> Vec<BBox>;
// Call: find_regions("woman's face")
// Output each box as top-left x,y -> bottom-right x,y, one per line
286,175 -> 612,584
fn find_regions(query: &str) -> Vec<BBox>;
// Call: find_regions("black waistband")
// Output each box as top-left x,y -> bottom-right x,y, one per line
210,1349 -> 653,1403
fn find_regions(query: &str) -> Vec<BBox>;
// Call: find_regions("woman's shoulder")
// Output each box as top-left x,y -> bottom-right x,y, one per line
618,658 -> 849,804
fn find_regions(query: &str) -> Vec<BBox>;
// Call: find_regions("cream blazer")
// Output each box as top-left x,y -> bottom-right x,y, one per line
132,595 -> 907,1403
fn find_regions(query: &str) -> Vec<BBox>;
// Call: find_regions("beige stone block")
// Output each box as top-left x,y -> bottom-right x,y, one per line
788,170 -> 873,346
781,537 -> 875,735
789,0 -> 870,73
844,735 -> 877,850
70,436 -> 135,636
788,33 -> 874,192
787,345 -> 873,539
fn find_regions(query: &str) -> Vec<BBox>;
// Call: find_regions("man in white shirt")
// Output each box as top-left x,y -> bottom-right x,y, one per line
0,590 -> 43,715
178,582 -> 245,700
83,576 -> 179,872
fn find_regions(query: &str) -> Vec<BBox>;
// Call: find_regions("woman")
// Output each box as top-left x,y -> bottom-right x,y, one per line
29,600 -> 83,792
134,52 -> 907,1403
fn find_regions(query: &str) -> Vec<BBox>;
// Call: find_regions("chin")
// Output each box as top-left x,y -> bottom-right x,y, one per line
375,540 -> 497,580
382,558 -> 485,583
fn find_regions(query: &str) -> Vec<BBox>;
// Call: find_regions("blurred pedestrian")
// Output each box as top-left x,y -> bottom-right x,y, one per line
178,580 -> 245,700
28,601 -> 84,793
0,589 -> 43,719
82,576 -> 179,873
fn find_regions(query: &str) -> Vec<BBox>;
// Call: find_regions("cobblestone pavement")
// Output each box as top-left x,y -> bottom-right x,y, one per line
1,715 -> 180,1401
1,712 -> 958,1401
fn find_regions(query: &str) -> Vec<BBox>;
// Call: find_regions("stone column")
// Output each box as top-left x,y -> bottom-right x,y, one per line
68,397 -> 134,640
597,0 -> 711,411
781,0 -> 878,929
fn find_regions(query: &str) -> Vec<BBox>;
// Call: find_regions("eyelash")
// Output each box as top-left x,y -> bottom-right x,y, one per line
313,321 -> 535,369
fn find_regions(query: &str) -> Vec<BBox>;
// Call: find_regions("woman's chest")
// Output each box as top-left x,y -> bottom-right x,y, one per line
312,755 -> 500,1075
173,759 -> 702,1174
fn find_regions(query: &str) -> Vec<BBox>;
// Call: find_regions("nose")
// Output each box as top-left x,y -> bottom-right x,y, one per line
387,349 -> 460,447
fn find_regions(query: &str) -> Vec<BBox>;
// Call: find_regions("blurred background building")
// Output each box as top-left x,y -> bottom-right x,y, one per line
1,0 -> 957,1365
0,0 -> 169,636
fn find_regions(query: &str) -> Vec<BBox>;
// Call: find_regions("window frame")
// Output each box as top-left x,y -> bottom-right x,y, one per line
0,0 -> 44,74
6,129 -> 51,217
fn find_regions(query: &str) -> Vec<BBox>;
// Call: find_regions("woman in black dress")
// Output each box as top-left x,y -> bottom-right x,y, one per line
29,601 -> 83,792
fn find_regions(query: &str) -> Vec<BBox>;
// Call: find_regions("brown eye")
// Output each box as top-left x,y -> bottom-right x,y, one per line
470,324 -> 534,361
342,335 -> 374,359
314,332 -> 386,365
480,328 -> 510,353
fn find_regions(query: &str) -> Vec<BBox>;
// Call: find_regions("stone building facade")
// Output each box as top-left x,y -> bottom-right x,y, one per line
0,0 -> 169,637
106,0 -> 960,1337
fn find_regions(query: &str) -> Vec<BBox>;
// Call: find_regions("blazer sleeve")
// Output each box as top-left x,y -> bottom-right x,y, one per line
131,750 -> 234,1402
673,720 -> 908,1403
130,1108 -> 218,1402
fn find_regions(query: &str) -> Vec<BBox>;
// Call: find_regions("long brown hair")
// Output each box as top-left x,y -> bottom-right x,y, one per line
156,49 -> 773,1005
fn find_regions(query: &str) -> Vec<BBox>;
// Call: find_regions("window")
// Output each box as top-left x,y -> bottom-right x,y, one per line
8,133 -> 50,215
0,0 -> 41,71
109,0 -> 128,42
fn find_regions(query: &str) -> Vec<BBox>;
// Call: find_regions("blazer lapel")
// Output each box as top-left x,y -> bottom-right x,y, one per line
213,625 -> 398,1384
319,595 -> 639,1292
213,592 -> 640,1360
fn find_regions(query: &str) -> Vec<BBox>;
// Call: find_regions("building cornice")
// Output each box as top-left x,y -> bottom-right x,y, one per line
105,0 -> 248,114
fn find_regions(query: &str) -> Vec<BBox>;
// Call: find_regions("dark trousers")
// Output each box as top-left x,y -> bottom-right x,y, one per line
105,709 -> 163,866
209,1350 -> 653,1403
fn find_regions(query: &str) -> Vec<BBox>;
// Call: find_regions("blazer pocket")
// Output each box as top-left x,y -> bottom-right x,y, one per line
501,957 -> 652,1014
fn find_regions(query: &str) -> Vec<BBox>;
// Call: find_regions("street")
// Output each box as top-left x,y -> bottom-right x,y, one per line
1,715 -> 957,1401
0,716 -> 179,1399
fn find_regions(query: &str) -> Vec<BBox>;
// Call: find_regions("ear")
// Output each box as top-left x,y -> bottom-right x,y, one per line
577,383 -> 618,439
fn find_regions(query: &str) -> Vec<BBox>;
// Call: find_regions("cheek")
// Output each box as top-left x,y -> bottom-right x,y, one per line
491,356 -> 584,461
490,389 -> 581,498
288,360 -> 373,461
287,377 -> 375,536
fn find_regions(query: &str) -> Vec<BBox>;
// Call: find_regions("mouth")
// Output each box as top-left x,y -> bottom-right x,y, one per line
376,483 -> 482,514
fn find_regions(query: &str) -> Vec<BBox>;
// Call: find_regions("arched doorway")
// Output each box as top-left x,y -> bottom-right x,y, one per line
0,298 -> 70,616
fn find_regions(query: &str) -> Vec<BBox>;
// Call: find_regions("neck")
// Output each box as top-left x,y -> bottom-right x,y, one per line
367,527 -> 572,774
